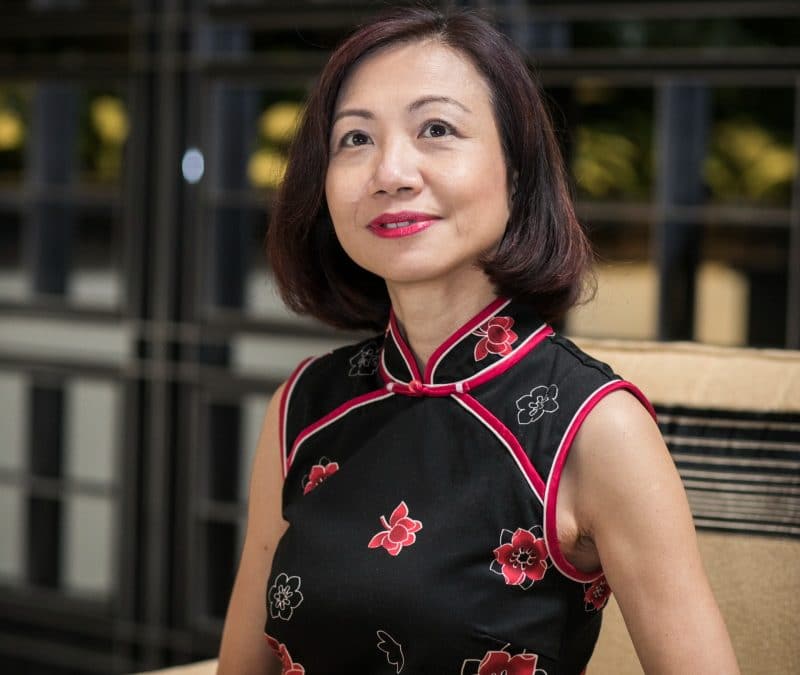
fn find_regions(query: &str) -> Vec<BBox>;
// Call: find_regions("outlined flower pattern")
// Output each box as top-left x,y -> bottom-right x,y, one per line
472,316 -> 518,361
490,526 -> 549,589
265,634 -> 306,675
376,630 -> 405,673
348,341 -> 380,376
460,646 -> 546,675
268,573 -> 304,621
302,458 -> 340,495
583,575 -> 612,611
516,384 -> 559,425
368,501 -> 423,556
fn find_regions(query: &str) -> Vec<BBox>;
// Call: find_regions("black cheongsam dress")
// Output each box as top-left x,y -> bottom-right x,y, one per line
264,297 -> 654,675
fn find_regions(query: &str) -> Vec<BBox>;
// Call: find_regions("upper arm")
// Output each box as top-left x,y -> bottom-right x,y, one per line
217,383 -> 288,675
566,390 -> 739,675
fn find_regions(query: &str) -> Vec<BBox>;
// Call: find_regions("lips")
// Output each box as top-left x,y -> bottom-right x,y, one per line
367,211 -> 440,238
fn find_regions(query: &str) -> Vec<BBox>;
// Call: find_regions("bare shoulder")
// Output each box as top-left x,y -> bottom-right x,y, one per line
217,381 -> 288,675
565,387 -> 689,548
563,389 -> 740,673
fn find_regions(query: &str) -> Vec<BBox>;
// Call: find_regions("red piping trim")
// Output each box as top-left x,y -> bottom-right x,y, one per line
544,379 -> 657,583
388,309 -> 423,382
452,393 -> 546,503
424,296 -> 510,383
286,389 -> 395,472
380,324 -> 553,397
279,356 -> 317,479
459,324 -> 553,391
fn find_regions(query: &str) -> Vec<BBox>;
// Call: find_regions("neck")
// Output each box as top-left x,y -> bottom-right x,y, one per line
387,273 -> 499,371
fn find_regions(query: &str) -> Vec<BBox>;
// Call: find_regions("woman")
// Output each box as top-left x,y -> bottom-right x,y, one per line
218,8 -> 739,674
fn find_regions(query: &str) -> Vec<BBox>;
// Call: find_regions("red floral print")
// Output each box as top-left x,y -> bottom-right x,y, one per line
265,635 -> 306,675
461,648 -> 543,675
478,650 -> 538,675
584,575 -> 612,611
302,459 -> 339,495
491,527 -> 549,589
473,316 -> 518,361
368,501 -> 423,556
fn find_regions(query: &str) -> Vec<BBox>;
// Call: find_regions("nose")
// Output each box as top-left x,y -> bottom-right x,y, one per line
369,137 -> 423,196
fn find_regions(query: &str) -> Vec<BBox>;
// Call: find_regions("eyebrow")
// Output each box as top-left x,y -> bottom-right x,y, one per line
332,95 -> 472,126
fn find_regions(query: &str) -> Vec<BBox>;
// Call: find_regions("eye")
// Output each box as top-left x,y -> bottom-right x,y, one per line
420,120 -> 455,139
339,130 -> 372,147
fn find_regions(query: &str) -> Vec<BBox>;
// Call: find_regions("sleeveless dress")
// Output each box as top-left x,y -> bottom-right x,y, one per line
264,297 -> 654,674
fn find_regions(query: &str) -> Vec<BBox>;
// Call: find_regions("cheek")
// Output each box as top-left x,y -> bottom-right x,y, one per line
325,170 -> 364,221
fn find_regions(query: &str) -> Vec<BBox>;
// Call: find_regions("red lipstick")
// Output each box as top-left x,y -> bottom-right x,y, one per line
367,211 -> 440,239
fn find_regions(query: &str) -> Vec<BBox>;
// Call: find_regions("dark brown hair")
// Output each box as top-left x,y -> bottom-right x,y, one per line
267,6 -> 593,332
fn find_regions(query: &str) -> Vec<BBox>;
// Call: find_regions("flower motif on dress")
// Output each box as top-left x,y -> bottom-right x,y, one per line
267,573 -> 304,621
460,646 -> 546,675
516,384 -> 559,425
376,630 -> 405,673
368,501 -> 423,556
490,526 -> 549,589
583,574 -> 612,612
265,635 -> 306,675
472,316 -> 518,361
348,341 -> 380,376
302,457 -> 339,495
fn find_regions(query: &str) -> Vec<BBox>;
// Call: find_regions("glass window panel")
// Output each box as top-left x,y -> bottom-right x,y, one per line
70,208 -> 123,308
0,209 -> 28,301
0,371 -> 28,471
566,221 -> 656,339
0,316 -> 133,364
570,85 -> 654,202
244,220 -> 326,327
0,83 -> 29,186
62,494 -> 114,598
0,485 -> 24,583
79,88 -> 129,184
569,17 -> 800,49
248,92 -> 304,190
694,261 -> 749,346
232,333 -> 348,379
706,87 -> 795,207
697,224 -> 789,347
64,379 -> 119,485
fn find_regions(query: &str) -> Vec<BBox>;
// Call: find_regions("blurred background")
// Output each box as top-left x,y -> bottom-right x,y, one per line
0,0 -> 797,672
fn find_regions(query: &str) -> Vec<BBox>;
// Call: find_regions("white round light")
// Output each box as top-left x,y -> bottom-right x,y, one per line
182,147 -> 205,184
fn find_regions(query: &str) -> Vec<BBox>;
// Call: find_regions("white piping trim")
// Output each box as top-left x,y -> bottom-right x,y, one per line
281,356 -> 319,479
288,391 -> 396,469
450,394 -> 544,505
380,342 -> 407,385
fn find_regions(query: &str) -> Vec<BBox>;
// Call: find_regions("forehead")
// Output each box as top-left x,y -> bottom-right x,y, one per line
334,39 -> 493,111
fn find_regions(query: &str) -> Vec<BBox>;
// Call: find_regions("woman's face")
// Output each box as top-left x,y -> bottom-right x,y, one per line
325,40 -> 511,292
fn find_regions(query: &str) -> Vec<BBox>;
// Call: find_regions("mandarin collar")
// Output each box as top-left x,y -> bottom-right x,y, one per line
379,297 -> 553,396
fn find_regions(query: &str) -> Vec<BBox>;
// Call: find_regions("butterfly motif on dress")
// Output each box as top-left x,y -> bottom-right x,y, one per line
376,629 -> 404,673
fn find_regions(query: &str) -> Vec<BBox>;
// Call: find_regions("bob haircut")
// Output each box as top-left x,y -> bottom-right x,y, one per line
267,6 -> 593,332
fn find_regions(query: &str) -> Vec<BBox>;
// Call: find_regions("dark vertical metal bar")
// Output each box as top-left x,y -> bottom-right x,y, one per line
26,383 -> 64,588
786,78 -> 800,349
654,81 -> 710,341
114,1 -> 156,668
208,77 -> 258,312
141,0 -> 184,667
